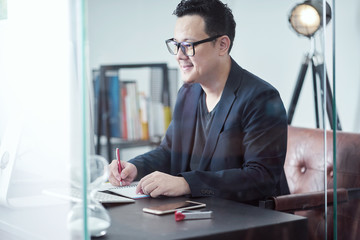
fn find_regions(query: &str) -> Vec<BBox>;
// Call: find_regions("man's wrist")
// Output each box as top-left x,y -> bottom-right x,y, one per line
179,177 -> 191,195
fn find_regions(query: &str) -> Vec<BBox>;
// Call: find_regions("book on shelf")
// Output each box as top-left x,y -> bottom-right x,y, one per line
93,70 -> 121,138
93,65 -> 178,147
139,92 -> 149,140
108,74 -> 121,138
122,80 -> 142,141
120,81 -> 128,139
94,77 -> 153,141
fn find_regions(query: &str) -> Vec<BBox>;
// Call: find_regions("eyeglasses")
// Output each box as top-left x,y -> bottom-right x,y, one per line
165,35 -> 222,57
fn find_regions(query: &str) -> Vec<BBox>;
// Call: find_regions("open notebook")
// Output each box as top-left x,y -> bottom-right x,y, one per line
42,187 -> 135,204
101,181 -> 149,199
43,181 -> 149,203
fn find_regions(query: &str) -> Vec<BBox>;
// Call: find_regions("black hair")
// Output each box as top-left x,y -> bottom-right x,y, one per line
173,0 -> 236,53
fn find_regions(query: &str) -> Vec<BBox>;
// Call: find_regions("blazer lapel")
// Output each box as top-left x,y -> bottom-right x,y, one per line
179,84 -> 202,171
198,59 -> 242,170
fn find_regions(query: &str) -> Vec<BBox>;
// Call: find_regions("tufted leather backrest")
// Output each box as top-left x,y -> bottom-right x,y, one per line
284,126 -> 360,240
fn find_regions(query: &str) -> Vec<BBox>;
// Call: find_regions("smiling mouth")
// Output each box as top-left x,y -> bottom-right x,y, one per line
180,63 -> 193,71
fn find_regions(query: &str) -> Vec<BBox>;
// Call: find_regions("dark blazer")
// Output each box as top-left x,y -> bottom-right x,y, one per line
129,58 -> 289,203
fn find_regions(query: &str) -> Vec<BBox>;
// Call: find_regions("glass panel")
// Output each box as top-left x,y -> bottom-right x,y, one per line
330,1 -> 337,238
287,1 -> 337,239
67,0 -> 89,239
83,1 -> 360,239
320,1 -> 329,239
0,0 -> 81,239
333,1 -> 360,240
69,0 -> 112,239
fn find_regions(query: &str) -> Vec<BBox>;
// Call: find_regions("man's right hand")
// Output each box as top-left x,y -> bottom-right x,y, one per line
108,160 -> 138,186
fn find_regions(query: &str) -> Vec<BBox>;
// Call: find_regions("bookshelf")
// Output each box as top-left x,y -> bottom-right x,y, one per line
93,63 -> 178,161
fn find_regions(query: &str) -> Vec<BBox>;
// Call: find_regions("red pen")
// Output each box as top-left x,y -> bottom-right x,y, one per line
116,148 -> 123,186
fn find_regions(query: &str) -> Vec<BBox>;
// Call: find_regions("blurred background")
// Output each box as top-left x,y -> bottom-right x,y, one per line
88,0 -> 360,133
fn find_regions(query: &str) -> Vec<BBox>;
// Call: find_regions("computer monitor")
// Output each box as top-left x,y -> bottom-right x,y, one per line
0,85 -> 76,208
0,14 -> 79,208
0,111 -> 23,206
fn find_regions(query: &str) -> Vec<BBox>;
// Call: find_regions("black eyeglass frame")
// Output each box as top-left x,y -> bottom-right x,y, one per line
165,35 -> 223,57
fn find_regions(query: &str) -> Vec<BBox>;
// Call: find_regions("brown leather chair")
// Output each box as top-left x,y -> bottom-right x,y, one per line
260,126 -> 360,240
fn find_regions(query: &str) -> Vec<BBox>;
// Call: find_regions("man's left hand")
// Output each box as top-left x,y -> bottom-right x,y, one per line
136,171 -> 191,198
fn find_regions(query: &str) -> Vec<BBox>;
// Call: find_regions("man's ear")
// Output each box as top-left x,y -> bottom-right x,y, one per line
218,35 -> 230,56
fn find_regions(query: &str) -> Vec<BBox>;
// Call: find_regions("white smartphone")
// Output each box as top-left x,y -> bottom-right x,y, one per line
143,200 -> 206,215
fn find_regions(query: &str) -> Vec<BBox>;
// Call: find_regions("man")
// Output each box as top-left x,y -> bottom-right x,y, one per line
108,0 -> 289,204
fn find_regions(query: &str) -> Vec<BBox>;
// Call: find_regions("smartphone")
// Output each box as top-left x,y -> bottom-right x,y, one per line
143,200 -> 206,215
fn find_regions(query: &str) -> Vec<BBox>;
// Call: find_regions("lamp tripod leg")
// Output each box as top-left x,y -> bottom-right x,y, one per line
288,54 -> 311,125
315,63 -> 342,130
311,59 -> 320,128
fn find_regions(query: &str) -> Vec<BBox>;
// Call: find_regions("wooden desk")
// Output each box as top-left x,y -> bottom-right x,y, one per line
0,196 -> 307,240
0,203 -> 71,240
101,196 -> 307,240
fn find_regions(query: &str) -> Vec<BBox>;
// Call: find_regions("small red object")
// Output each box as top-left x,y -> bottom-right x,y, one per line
175,211 -> 185,221
174,210 -> 213,221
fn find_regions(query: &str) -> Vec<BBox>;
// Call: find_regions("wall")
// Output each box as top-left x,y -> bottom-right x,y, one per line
0,0 -> 74,180
88,0 -> 360,132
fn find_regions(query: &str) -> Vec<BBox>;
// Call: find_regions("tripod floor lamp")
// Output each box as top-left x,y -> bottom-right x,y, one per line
287,0 -> 341,130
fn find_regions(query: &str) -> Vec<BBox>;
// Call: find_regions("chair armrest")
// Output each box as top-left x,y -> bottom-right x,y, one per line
259,188 -> 348,212
348,188 -> 360,200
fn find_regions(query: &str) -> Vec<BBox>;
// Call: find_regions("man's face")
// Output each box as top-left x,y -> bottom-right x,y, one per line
174,15 -> 219,84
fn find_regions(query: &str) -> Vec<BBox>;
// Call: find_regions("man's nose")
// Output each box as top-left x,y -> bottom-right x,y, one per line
176,47 -> 189,60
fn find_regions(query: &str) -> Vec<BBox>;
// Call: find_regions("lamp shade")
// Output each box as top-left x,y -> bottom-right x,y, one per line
289,0 -> 331,37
